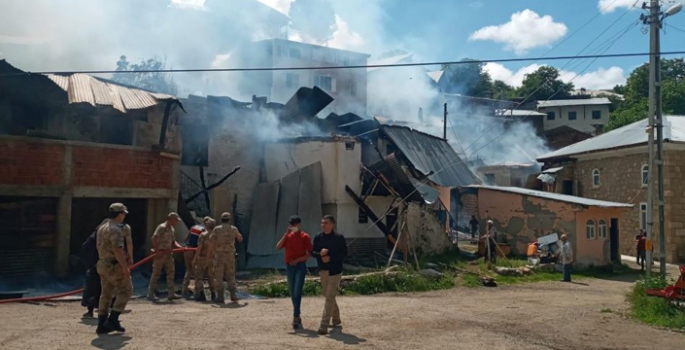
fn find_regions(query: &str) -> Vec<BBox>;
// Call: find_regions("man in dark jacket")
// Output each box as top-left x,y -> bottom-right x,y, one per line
311,215 -> 347,335
81,229 -> 101,318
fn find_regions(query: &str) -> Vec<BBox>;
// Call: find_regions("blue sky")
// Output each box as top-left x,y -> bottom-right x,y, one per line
259,0 -> 685,89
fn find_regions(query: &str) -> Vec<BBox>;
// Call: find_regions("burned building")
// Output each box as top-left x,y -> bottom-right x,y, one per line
0,60 -> 183,280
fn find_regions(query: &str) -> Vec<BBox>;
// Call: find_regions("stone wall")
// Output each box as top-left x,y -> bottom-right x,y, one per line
406,202 -> 453,256
573,149 -> 685,263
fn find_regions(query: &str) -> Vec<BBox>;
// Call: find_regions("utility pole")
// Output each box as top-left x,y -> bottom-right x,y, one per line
443,103 -> 448,140
642,0 -> 681,278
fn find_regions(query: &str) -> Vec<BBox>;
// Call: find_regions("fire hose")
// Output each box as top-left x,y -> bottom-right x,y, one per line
0,247 -> 197,305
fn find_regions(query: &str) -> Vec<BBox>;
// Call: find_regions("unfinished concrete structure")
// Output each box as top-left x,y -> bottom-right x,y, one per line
0,60 -> 183,279
462,185 -> 632,267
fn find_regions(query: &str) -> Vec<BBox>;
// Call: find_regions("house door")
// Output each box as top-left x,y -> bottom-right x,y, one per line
562,181 -> 574,195
610,218 -> 619,263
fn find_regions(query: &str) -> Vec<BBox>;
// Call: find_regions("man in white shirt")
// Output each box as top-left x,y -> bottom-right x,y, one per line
559,234 -> 573,282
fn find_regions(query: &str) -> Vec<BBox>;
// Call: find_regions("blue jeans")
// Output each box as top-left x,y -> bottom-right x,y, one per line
286,262 -> 307,317
563,264 -> 572,282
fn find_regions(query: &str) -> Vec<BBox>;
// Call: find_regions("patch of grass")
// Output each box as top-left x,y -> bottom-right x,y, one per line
250,269 -> 455,298
345,269 -> 455,295
462,274 -> 482,288
419,247 -> 462,269
251,279 -> 322,298
628,277 -> 685,330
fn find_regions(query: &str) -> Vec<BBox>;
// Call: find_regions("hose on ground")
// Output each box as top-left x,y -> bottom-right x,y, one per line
0,247 -> 197,305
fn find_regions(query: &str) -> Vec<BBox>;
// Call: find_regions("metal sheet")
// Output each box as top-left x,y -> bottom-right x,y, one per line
538,116 -> 685,161
469,185 -> 633,208
381,125 -> 479,188
298,162 -> 323,238
276,170 -> 300,236
247,182 -> 280,256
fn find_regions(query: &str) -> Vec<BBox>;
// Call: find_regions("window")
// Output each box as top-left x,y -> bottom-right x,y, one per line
568,111 -> 577,120
586,219 -> 596,239
289,47 -> 301,59
592,169 -> 600,187
314,75 -> 335,92
592,110 -> 602,119
358,207 -> 368,223
546,112 -> 556,120
286,73 -> 299,88
350,81 -> 357,96
640,202 -> 648,230
642,164 -> 649,186
598,219 -> 608,239
485,174 -> 496,185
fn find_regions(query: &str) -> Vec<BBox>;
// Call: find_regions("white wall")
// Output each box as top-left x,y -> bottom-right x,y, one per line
336,196 -> 397,239
263,139 -> 362,204
539,104 -> 610,133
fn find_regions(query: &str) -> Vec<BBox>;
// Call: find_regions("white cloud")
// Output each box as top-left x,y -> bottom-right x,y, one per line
329,15 -> 365,51
485,63 -> 627,89
485,62 -> 542,87
469,10 -> 567,55
598,0 -> 639,13
255,0 -> 293,15
559,66 -> 626,90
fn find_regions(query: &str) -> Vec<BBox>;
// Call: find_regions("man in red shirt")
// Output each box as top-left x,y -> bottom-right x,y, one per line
276,215 -> 312,330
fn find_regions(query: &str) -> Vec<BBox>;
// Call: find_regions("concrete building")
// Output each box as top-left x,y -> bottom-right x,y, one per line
0,60 -> 183,279
537,115 -> 685,263
460,185 -> 632,267
537,98 -> 612,134
477,162 -> 539,188
232,39 -> 369,118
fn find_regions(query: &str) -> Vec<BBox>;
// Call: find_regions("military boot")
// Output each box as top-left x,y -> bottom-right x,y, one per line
210,292 -> 217,301
96,314 -> 112,334
103,311 -> 125,333
194,291 -> 207,302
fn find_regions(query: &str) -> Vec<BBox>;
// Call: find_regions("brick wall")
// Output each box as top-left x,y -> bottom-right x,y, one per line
73,146 -> 173,188
573,150 -> 685,262
0,138 -> 65,186
0,137 -> 174,190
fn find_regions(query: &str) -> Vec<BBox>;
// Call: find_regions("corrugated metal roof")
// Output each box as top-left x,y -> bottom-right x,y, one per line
537,98 -> 612,108
496,109 -> 546,117
542,166 -> 564,174
44,74 -> 176,113
381,124 -> 480,188
367,53 -> 413,72
469,185 -> 633,208
426,70 -> 444,83
538,115 -> 685,160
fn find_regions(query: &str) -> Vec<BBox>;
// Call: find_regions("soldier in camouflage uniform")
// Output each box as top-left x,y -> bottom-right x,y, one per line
209,212 -> 243,303
193,217 -> 217,301
95,203 -> 133,334
148,212 -> 181,300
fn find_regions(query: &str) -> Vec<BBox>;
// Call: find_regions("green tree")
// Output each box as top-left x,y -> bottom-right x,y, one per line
613,84 -> 626,95
606,58 -> 685,130
112,55 -> 178,96
289,0 -> 337,44
441,58 -> 494,97
517,66 -> 574,101
492,80 -> 515,100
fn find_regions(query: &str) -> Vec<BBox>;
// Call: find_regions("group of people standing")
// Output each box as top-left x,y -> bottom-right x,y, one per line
81,203 -> 244,334
276,214 -> 348,335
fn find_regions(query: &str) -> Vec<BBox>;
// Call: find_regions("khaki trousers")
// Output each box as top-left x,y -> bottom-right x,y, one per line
214,251 -> 236,300
182,251 -> 195,291
96,260 -> 133,316
194,256 -> 216,294
149,254 -> 175,295
319,270 -> 342,326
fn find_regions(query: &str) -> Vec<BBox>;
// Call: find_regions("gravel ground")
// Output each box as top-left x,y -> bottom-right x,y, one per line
0,277 -> 682,350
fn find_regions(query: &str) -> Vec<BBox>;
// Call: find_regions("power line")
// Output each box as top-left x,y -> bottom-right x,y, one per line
2,51 -> 685,77
665,23 -> 685,34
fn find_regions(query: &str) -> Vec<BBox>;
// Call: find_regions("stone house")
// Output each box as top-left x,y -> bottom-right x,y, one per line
537,115 -> 685,263
0,60 -> 183,279
476,162 -> 539,187
537,98 -> 612,134
460,185 -> 632,267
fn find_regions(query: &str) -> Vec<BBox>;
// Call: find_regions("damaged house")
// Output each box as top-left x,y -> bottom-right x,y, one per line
178,83 -> 479,268
0,60 -> 183,280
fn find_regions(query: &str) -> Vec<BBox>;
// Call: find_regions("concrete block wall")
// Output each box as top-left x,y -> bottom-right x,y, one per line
574,150 -> 685,262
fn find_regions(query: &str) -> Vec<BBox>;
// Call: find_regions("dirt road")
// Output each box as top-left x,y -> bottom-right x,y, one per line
0,277 -> 682,350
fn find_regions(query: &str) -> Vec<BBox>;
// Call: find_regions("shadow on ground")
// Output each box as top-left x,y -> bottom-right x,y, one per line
91,334 -> 132,350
